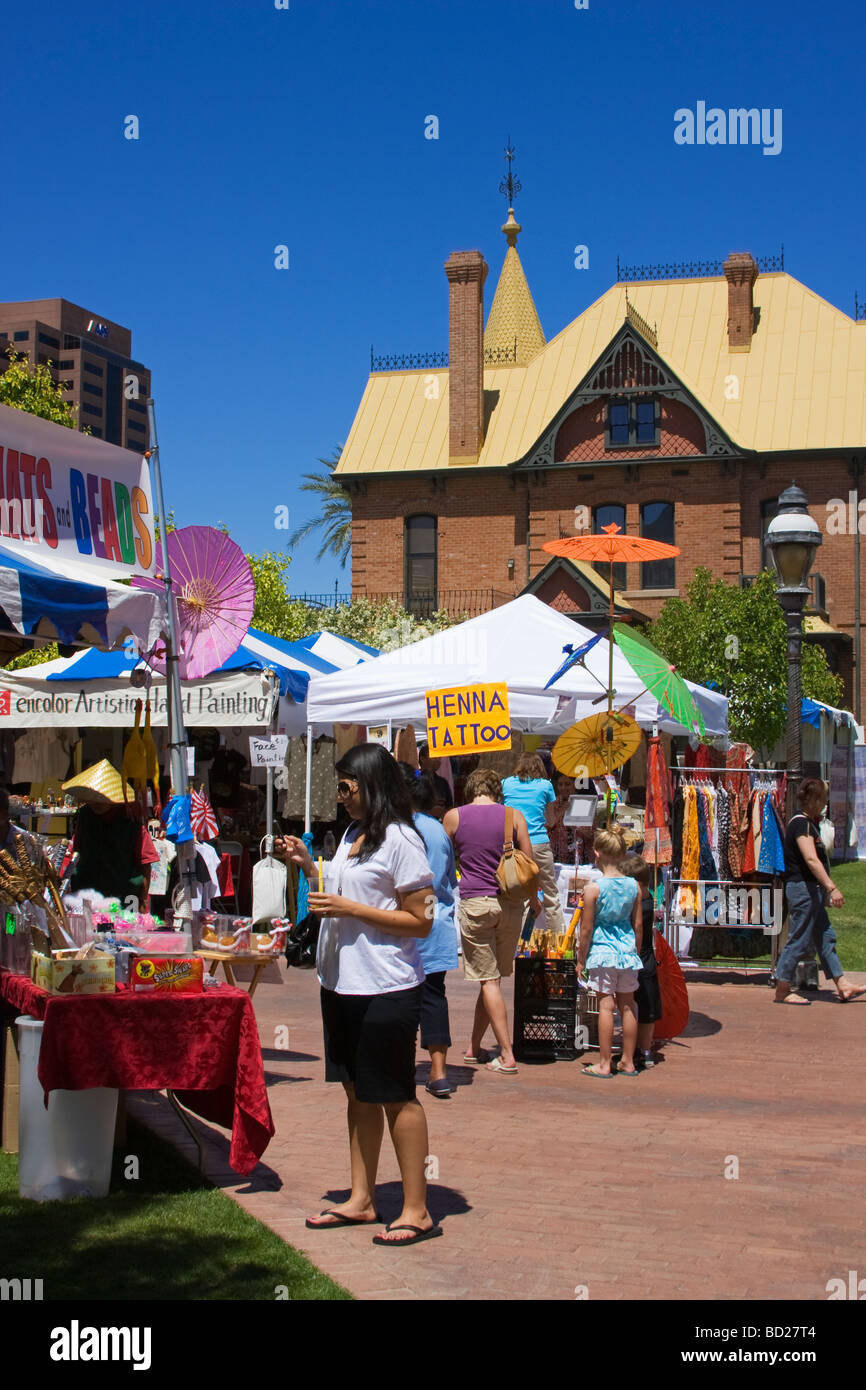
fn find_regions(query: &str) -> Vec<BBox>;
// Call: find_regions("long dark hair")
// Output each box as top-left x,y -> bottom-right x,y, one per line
336,743 -> 422,861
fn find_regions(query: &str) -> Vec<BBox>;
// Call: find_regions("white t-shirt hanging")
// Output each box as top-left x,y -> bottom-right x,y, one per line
150,838 -> 176,896
316,821 -> 433,996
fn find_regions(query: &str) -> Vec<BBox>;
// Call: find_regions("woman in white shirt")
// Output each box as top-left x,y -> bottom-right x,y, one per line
276,743 -> 441,1246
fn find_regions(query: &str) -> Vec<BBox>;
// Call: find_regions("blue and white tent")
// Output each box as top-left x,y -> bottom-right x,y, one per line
0,541 -> 165,656
0,626 -> 373,730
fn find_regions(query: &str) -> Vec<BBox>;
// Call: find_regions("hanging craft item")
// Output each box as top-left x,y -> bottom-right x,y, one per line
121,701 -> 149,808
553,712 -> 642,779
142,701 -> 161,814
132,526 -> 255,680
190,786 -> 219,840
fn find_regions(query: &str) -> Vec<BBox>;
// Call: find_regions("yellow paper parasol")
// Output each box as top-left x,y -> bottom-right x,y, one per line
62,759 -> 135,807
552,712 -> 642,779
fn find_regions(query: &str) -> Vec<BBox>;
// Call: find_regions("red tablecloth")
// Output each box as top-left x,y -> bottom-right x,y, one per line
0,967 -> 274,1175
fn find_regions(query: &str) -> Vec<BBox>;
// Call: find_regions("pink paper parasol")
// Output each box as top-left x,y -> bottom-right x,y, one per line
133,527 -> 254,679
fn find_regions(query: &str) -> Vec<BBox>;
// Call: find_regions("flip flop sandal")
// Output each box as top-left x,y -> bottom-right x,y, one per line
372,1224 -> 443,1247
462,1050 -> 493,1065
838,987 -> 866,1002
616,1068 -> 640,1077
485,1057 -> 518,1074
582,1065 -> 614,1079
305,1210 -> 381,1229
425,1078 -> 453,1098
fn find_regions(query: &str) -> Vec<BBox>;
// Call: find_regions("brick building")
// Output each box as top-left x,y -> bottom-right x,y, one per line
336,210 -> 866,718
0,298 -> 150,454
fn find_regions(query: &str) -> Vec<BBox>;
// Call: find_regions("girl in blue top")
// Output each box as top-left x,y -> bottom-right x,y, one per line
576,824 -> 643,1078
502,753 -> 565,935
400,764 -> 459,1099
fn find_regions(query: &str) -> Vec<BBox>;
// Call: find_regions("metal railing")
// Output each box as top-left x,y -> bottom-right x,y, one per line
617,247 -> 784,282
739,570 -> 826,612
295,589 -> 513,618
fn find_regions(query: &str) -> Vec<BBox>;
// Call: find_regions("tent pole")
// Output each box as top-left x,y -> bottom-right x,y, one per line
304,722 -> 313,834
264,670 -> 277,858
145,398 -> 194,919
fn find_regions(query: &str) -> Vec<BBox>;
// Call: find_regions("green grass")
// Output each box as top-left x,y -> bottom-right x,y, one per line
826,861 -> 866,972
0,1117 -> 352,1301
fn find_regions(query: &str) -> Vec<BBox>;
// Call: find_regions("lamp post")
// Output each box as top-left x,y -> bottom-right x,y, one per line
764,482 -> 822,819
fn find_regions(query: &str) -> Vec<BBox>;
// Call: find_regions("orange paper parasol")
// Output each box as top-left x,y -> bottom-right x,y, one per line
653,930 -> 690,1039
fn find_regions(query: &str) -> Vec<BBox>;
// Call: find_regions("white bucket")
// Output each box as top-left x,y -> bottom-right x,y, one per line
16,1016 -> 118,1201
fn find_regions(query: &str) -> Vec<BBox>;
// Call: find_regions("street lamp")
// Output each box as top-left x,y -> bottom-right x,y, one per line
764,482 -> 822,817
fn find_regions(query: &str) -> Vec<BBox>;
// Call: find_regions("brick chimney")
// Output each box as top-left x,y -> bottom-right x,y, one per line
444,249 -> 488,463
723,252 -> 759,351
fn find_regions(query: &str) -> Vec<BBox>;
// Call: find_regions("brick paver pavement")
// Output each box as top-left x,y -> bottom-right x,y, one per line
129,965 -> 866,1301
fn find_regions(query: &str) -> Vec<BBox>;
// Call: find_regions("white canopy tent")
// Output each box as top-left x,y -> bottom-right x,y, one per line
305,596 -> 728,738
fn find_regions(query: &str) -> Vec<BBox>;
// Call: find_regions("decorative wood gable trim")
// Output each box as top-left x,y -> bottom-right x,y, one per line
512,323 -> 748,472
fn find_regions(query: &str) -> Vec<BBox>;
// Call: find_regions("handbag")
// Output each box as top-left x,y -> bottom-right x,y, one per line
495,805 -> 539,903
251,841 -> 287,924
284,914 -> 320,969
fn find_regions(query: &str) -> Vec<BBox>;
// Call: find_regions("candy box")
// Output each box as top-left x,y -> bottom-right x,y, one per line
31,950 -> 115,996
129,956 -> 203,993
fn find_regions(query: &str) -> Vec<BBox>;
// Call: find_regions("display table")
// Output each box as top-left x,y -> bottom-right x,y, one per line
195,949 -> 273,998
0,967 -> 274,1175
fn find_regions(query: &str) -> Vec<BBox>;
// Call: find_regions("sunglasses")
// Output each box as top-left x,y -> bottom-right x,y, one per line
336,779 -> 358,797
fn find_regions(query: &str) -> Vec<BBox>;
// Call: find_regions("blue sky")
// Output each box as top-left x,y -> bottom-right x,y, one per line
5,0 -> 863,595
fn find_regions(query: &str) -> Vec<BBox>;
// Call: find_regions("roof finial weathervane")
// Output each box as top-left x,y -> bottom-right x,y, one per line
499,137 -> 521,210
498,138 -> 523,248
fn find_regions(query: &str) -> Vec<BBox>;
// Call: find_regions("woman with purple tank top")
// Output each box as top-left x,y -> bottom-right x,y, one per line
442,768 -> 535,1075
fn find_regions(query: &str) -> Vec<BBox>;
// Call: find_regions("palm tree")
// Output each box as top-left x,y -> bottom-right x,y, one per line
287,446 -> 352,567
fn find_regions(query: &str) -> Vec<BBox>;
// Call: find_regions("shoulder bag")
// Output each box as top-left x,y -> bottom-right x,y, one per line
495,805 -> 539,903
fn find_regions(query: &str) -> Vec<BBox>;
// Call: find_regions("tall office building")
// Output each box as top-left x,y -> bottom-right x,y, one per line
0,298 -> 151,453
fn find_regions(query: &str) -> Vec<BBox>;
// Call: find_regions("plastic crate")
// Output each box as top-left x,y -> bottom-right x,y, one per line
575,985 -> 600,1052
513,957 -> 577,1061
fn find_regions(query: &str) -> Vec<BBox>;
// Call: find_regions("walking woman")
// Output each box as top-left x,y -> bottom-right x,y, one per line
400,764 -> 459,1098
275,743 -> 442,1245
774,777 -> 866,1004
443,768 -> 535,1075
503,753 -> 566,934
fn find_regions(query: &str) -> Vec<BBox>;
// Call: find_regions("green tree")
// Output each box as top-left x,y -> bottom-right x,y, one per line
0,349 -> 82,429
246,550 -> 458,649
646,568 -> 845,758
7,642 -> 61,670
286,447 -> 352,568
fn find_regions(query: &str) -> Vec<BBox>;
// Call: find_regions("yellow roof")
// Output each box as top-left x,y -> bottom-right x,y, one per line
337,271 -> 866,476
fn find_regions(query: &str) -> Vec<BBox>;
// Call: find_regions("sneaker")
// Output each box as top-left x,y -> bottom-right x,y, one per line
639,1050 -> 656,1068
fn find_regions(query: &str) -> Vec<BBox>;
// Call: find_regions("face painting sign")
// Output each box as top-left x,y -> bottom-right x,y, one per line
0,403 -> 155,577
425,682 -> 512,756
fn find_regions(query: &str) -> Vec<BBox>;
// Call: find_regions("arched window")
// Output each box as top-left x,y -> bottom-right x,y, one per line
404,515 -> 437,616
593,503 -> 627,590
640,501 -> 675,588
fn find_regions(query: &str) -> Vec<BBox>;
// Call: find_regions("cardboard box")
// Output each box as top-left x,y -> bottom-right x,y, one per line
129,956 -> 203,994
31,950 -> 115,996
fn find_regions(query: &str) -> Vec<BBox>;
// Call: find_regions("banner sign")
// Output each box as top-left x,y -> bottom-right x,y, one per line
0,671 -> 278,727
249,734 -> 289,767
425,682 -> 511,756
0,403 -> 155,577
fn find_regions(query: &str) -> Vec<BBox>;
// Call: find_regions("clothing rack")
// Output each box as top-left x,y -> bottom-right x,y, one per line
663,767 -> 785,978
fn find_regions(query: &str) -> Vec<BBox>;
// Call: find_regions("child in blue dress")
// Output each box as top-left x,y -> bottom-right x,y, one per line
576,825 -> 643,1078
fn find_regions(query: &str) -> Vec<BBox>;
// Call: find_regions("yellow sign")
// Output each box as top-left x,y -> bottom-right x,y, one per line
425,683 -> 511,756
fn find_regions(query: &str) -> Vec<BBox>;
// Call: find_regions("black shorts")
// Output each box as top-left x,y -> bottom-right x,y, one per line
320,984 -> 421,1104
635,958 -> 662,1024
419,971 -> 451,1050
